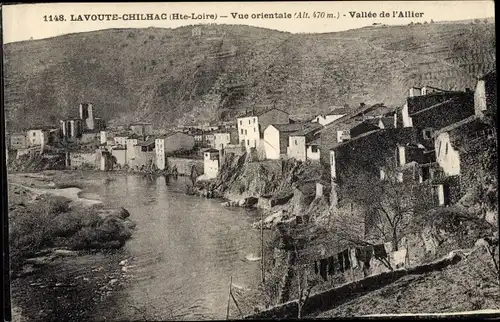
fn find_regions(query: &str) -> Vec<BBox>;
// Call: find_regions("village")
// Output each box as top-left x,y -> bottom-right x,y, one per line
5,68 -> 498,318
5,70 -> 497,198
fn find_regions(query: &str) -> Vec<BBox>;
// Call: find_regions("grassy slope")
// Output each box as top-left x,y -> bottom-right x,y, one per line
4,23 -> 496,131
315,246 -> 499,317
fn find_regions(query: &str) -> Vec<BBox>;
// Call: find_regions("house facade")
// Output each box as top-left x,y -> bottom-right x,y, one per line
286,123 -> 322,162
474,70 -> 497,119
203,149 -> 220,179
306,141 -> 321,161
214,132 -> 231,150
9,133 -> 28,150
114,134 -> 129,146
128,140 -> 156,169
27,127 -> 53,149
60,119 -> 84,139
126,138 -> 139,164
264,123 -> 319,160
400,88 -> 474,131
237,108 -> 290,151
434,131 -> 461,176
237,115 -> 260,150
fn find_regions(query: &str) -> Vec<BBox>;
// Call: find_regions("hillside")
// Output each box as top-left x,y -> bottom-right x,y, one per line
4,22 -> 496,132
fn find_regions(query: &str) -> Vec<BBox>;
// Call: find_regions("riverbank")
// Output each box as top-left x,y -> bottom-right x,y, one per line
8,171 -> 136,321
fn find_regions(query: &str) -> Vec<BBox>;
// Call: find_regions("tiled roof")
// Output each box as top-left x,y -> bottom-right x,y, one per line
290,123 -> 323,136
136,139 -> 155,147
307,138 -> 320,146
329,129 -> 381,150
270,123 -> 308,133
434,115 -> 478,136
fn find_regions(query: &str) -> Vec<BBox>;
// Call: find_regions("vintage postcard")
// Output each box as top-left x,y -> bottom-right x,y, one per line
2,1 -> 498,321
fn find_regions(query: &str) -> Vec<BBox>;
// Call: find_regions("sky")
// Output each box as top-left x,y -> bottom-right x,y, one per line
2,1 -> 495,43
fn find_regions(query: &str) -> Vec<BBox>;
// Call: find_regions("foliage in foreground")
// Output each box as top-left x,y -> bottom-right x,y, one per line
9,194 -> 133,271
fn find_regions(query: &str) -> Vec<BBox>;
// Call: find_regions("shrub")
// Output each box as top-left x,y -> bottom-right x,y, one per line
69,215 -> 132,250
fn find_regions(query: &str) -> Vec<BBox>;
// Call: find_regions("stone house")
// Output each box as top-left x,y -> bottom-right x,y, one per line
237,107 -> 289,151
9,132 -> 28,150
155,132 -> 195,170
474,70 -> 497,119
213,132 -> 231,150
111,147 -> 127,168
306,140 -> 321,161
113,133 -> 129,147
263,123 -> 307,160
128,140 -> 156,170
26,126 -> 56,149
287,123 -> 323,162
60,119 -> 84,140
399,88 -> 474,132
317,103 -> 393,165
203,148 -> 220,179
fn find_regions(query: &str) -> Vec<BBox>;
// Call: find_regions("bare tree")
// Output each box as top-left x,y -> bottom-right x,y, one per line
332,163 -> 433,253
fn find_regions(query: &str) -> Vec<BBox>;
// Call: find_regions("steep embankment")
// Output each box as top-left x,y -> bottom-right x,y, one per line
4,22 -> 495,131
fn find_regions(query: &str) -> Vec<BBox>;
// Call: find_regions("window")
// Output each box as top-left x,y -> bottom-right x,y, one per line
247,140 -> 249,146
241,129 -> 244,135
33,132 -> 36,137
253,118 -> 256,123
423,128 -> 434,140
438,141 -> 442,155
445,143 -> 449,155
239,120 -> 242,125
311,146 -> 318,153
295,139 -> 297,145
380,169 -> 386,180
248,120 -> 251,125
245,130 -> 247,135
254,128 -> 256,132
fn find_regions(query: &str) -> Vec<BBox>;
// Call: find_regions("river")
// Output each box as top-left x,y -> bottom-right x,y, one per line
76,172 -> 269,320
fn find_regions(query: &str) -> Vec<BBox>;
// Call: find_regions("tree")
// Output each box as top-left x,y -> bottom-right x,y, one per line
332,161 -> 433,253
58,136 -> 76,168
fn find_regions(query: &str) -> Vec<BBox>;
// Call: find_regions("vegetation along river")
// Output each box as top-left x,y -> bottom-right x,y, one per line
76,173 -> 268,320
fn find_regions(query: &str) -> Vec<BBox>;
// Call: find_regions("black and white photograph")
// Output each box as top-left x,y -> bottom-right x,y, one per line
2,1 -> 498,321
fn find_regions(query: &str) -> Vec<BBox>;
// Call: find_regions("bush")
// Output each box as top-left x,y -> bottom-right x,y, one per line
9,195 -> 71,268
69,215 -> 132,250
9,193 -> 134,271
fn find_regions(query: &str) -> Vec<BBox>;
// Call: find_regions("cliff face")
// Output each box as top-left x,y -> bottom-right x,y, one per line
210,153 -> 326,212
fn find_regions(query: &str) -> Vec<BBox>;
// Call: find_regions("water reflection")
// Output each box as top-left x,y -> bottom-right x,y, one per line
81,173 -> 266,320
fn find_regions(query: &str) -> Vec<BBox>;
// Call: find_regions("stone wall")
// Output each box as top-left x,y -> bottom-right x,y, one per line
167,157 -> 204,175
244,253 -> 463,319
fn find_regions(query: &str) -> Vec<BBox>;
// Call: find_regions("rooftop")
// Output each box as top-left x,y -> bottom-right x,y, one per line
130,122 -> 152,126
330,129 -> 381,150
478,69 -> 496,80
290,123 -> 323,136
434,115 -> 479,136
270,123 -> 311,133
318,103 -> 392,133
26,125 -> 58,131
238,107 -> 290,118
136,139 -> 156,147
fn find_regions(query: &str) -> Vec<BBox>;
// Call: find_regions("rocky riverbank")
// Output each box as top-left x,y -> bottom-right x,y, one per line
8,171 -> 136,322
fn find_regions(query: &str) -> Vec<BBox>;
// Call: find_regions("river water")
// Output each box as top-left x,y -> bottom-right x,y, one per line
78,173 -> 268,320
